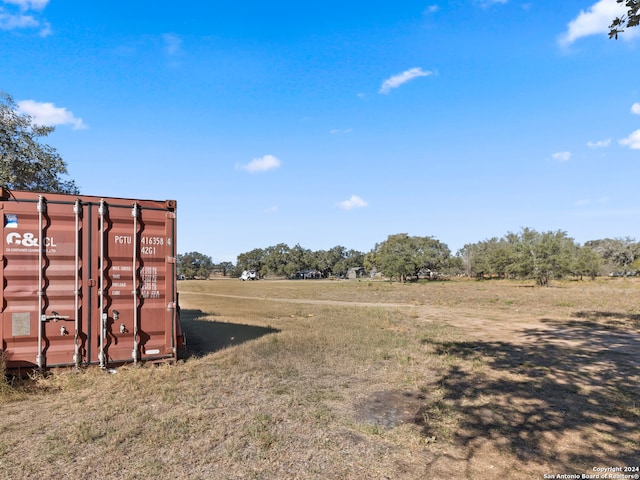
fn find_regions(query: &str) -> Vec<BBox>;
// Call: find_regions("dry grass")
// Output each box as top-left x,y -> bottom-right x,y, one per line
1,277 -> 639,479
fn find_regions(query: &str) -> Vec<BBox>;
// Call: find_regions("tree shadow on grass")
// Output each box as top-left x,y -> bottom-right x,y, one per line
570,310 -> 640,329
421,316 -> 640,472
179,309 -> 279,358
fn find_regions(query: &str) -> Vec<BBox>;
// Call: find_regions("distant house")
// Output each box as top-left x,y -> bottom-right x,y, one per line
347,267 -> 365,279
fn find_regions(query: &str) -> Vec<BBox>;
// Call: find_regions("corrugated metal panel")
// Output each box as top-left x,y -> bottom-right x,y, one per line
0,189 -> 180,370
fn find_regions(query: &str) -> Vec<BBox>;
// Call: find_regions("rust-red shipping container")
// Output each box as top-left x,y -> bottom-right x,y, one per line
0,188 -> 183,371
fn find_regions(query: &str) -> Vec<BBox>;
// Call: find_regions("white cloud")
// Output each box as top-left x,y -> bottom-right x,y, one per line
0,0 -> 51,35
2,0 -> 49,10
163,33 -> 182,56
264,206 -> 278,214
0,11 -> 36,29
552,151 -> 571,162
379,67 -> 433,95
337,195 -> 368,211
238,154 -> 281,173
425,5 -> 439,13
587,138 -> 611,148
619,129 -> 640,149
37,19 -> 49,36
329,128 -> 352,134
558,0 -> 630,46
576,196 -> 609,207
17,99 -> 87,130
631,102 -> 640,115
475,0 -> 508,7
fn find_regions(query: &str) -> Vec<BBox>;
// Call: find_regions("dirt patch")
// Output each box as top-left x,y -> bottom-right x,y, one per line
353,390 -> 427,430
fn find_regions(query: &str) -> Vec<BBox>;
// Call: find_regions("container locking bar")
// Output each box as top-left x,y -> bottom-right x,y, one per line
131,202 -> 140,363
98,199 -> 107,369
73,198 -> 82,368
36,195 -> 46,370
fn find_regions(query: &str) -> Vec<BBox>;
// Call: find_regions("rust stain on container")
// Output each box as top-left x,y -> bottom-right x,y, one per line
0,188 -> 183,371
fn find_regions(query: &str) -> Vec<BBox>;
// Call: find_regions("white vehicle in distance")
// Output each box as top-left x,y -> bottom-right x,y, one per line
240,270 -> 257,281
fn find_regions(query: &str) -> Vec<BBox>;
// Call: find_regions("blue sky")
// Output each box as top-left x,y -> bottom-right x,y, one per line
2,0 -> 640,262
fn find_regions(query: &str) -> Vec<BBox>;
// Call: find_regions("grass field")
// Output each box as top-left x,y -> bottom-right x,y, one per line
1,277 -> 639,479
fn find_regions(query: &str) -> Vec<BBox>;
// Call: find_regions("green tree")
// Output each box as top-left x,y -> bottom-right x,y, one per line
312,246 -> 343,277
0,91 -> 79,193
215,261 -> 234,277
284,244 -> 312,277
332,248 -> 365,277
609,0 -> 640,39
573,245 -> 602,280
584,237 -> 637,272
366,234 -> 413,282
456,244 -> 474,277
458,238 -> 507,279
236,248 -> 265,275
457,241 -> 488,278
468,237 -> 519,279
514,229 -> 577,287
445,255 -> 464,275
262,243 -> 291,277
177,251 -> 214,279
366,233 -> 450,282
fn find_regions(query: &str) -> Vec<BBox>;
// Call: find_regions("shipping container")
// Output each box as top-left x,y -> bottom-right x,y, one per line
0,188 -> 183,371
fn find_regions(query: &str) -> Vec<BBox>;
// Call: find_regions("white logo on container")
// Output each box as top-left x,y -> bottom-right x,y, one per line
6,232 -> 57,247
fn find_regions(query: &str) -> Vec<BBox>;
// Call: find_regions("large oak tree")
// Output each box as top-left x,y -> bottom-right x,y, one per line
1,91 -> 78,194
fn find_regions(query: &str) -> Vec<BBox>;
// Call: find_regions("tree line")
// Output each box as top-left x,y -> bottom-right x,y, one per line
461,231 -> 640,285
177,245 -> 364,280
177,230 -> 640,286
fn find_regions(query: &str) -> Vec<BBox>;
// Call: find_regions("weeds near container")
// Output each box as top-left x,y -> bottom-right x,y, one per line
0,351 -> 19,400
249,413 -> 278,451
0,351 -> 7,394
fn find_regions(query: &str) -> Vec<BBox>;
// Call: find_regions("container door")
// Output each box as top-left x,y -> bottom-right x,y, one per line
86,200 -> 178,367
0,196 -> 84,369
